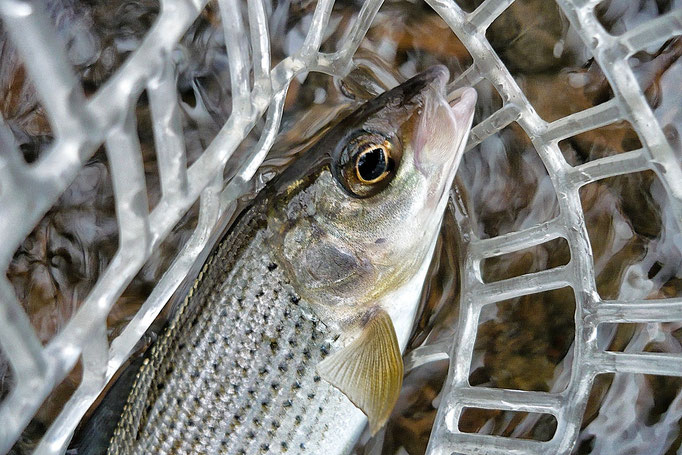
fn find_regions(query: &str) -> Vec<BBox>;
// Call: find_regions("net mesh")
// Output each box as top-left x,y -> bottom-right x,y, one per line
0,0 -> 680,454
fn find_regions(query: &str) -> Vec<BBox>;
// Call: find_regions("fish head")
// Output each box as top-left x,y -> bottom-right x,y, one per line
268,65 -> 476,325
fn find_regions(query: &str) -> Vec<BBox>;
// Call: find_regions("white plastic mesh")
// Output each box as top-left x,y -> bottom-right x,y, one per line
0,0 -> 680,454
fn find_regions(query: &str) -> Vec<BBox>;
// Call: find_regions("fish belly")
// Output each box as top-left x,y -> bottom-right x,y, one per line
107,214 -> 365,455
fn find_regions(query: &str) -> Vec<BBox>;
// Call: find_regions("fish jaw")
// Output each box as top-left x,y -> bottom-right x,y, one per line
413,85 -> 477,215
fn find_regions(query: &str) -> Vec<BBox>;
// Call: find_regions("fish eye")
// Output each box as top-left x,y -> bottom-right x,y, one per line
333,132 -> 401,198
355,145 -> 391,183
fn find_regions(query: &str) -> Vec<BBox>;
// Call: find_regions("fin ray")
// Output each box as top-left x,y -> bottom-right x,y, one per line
317,308 -> 403,435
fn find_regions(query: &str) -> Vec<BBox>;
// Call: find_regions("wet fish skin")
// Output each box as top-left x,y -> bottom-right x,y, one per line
106,211 -> 362,454
74,66 -> 476,454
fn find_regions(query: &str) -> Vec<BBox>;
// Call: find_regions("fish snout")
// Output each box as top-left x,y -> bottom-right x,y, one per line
412,82 -> 476,176
402,65 -> 450,106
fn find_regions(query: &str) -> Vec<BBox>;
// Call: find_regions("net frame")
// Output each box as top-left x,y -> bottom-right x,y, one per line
0,0 -> 679,454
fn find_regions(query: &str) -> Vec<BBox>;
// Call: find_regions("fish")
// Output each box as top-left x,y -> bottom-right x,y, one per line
71,65 -> 476,455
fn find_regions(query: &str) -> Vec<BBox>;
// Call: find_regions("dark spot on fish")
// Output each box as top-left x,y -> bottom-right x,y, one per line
220,308 -> 228,317
281,441 -> 289,451
283,400 -> 292,408
193,397 -> 200,404
285,352 -> 294,360
295,415 -> 302,425
178,343 -> 186,350
303,349 -> 311,360
156,382 -> 165,390
191,370 -> 200,379
278,363 -> 288,372
275,324 -> 284,333
290,295 -> 300,304
267,262 -> 278,271
272,420 -> 280,429
188,419 -> 195,427
270,340 -> 279,351
247,431 -> 256,440
176,397 -> 182,405
213,362 -> 219,371
253,417 -> 261,426
233,413 -> 242,422
260,443 -> 270,452
261,399 -> 270,408
256,290 -> 264,298
245,328 -> 253,335
318,406 -> 324,413
288,338 -> 298,347
259,367 -> 268,376
292,381 -> 301,390
248,389 -> 255,396
300,442 -> 306,449
320,345 -> 330,357
208,337 -> 216,345
307,393 -> 315,399
294,321 -> 302,329
296,366 -> 305,377
232,383 -> 240,391
313,375 -> 321,382
238,448 -> 246,455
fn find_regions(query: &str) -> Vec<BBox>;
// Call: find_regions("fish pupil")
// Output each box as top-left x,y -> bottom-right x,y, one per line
357,148 -> 387,182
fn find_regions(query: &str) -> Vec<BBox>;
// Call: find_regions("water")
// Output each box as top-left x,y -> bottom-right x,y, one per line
1,0 -> 681,453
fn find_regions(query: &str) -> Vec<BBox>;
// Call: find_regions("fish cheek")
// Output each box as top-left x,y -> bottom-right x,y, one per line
303,242 -> 357,283
268,215 -> 374,310
300,241 -> 375,296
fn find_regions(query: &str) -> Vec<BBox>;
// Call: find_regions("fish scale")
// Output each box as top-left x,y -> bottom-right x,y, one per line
108,209 -> 355,454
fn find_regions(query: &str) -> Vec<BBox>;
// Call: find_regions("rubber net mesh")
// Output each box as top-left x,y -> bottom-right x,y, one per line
0,0 -> 680,454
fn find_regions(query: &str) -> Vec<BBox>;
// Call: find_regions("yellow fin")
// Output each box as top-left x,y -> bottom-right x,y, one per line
317,308 -> 403,435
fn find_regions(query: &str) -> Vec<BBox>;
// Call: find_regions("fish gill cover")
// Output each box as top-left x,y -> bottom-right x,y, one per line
0,0 -> 681,454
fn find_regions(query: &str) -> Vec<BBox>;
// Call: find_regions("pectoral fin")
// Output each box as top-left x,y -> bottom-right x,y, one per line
317,308 -> 403,435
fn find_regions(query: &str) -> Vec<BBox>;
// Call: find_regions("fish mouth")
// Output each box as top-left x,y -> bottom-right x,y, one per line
447,85 -> 478,117
410,72 -> 476,204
